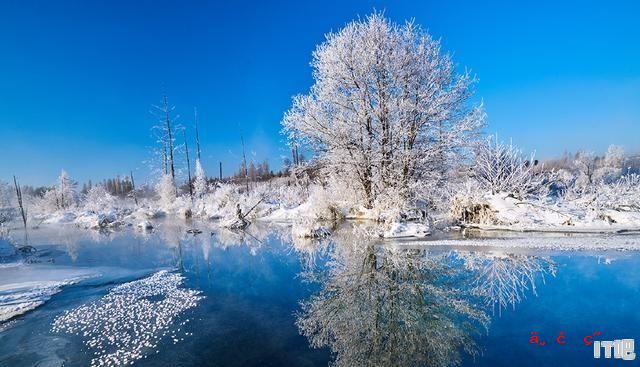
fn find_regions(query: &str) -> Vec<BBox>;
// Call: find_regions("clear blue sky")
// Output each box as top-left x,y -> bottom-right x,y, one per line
1,0 -> 638,185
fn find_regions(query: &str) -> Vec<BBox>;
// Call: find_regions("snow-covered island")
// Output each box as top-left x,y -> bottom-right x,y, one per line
1,14 -> 639,248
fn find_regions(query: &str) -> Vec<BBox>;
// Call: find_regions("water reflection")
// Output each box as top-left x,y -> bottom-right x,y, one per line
2,219 -> 566,367
295,235 -> 557,366
456,251 -> 556,315
296,243 -> 488,367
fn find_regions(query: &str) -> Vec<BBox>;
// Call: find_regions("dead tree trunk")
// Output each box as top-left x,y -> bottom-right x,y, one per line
163,95 -> 176,180
241,134 -> 249,192
13,176 -> 28,244
194,107 -> 202,161
130,171 -> 138,206
183,130 -> 194,200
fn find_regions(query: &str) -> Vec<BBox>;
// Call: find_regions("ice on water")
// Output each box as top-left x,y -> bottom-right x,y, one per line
51,270 -> 203,367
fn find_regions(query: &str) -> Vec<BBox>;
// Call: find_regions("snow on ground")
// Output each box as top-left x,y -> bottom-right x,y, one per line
51,270 -> 203,367
465,193 -> 640,233
0,264 -> 100,323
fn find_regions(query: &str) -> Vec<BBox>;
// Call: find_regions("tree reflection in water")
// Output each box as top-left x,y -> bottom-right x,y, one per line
457,251 -> 557,315
296,243 -> 488,367
296,240 -> 556,367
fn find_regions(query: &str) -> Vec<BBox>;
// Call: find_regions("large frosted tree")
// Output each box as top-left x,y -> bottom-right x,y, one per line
283,13 -> 484,209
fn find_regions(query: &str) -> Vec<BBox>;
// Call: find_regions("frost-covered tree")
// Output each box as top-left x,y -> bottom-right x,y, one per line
574,151 -> 598,186
283,13 -> 484,209
34,188 -> 60,214
604,145 -> 625,169
193,159 -> 207,198
151,95 -> 179,180
58,170 -> 77,209
155,174 -> 176,212
83,185 -> 118,213
594,144 -> 625,182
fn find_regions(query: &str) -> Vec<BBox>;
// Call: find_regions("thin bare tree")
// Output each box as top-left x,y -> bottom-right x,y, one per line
183,129 -> 194,200
194,107 -> 202,161
130,170 -> 138,206
13,175 -> 28,244
241,133 -> 249,192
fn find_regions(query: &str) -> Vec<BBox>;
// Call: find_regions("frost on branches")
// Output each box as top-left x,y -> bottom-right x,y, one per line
193,159 -> 207,198
282,13 -> 484,212
57,170 -> 78,209
155,174 -> 177,213
473,136 -> 549,199
83,185 -> 118,213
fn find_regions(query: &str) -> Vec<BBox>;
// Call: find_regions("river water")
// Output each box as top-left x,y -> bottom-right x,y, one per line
1,221 -> 639,366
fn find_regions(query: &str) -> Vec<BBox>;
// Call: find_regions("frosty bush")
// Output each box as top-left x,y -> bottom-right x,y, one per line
83,185 -> 118,213
283,13 -> 483,210
473,137 -> 547,198
305,185 -> 345,221
33,188 -> 60,215
591,174 -> 640,211
199,183 -> 239,219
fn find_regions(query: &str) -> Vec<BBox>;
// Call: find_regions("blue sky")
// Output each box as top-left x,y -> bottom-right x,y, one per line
1,0 -> 638,185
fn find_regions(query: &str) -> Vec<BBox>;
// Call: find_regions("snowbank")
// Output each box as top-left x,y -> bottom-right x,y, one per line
0,264 -> 99,323
458,193 -> 640,234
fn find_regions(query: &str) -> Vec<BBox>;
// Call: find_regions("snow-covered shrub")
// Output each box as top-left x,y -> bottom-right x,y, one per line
591,174 -> 640,211
304,185 -> 346,221
473,137 -> 547,199
155,174 -> 176,213
32,188 -> 60,216
450,180 -> 495,224
200,183 -> 239,219
83,185 -> 118,213
30,170 -> 78,216
274,183 -> 307,209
